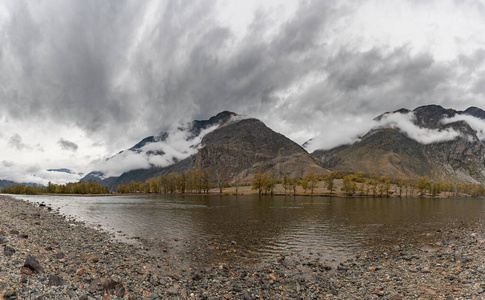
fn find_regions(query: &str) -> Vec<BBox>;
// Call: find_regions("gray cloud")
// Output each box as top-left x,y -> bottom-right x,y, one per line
2,160 -> 14,168
8,133 -> 30,150
0,0 -> 484,162
58,139 -> 78,152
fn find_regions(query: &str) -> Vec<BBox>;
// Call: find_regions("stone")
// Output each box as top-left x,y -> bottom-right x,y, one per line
89,278 -> 103,291
3,290 -> 17,300
24,255 -> 44,273
30,292 -> 44,300
166,286 -> 179,295
48,274 -> 65,286
87,255 -> 100,263
223,293 -> 233,299
454,255 -> 471,263
76,268 -> 85,276
4,245 -> 16,257
20,267 -> 33,275
102,280 -> 126,298
242,291 -> 252,300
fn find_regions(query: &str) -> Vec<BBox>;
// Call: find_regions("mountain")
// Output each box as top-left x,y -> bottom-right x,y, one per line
84,111 -> 327,190
0,179 -> 41,189
311,104 -> 485,183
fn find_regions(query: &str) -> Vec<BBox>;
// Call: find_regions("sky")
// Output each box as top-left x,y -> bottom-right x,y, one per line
1,0 -> 485,184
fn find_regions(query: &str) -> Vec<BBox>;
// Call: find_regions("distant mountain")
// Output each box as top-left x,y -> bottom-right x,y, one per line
84,111 -> 328,190
312,104 -> 485,183
0,179 -> 42,189
46,168 -> 84,176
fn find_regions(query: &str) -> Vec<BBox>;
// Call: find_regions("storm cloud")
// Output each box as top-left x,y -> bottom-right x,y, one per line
1,0 -> 485,183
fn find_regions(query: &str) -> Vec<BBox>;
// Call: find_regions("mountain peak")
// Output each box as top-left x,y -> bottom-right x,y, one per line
374,108 -> 410,121
190,111 -> 238,137
463,106 -> 485,120
412,104 -> 454,128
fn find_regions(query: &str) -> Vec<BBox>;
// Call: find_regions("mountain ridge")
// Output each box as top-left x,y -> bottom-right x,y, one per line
312,104 -> 485,183
83,112 -> 328,190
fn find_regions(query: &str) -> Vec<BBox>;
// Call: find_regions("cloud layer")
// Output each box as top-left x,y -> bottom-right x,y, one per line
1,0 -> 485,183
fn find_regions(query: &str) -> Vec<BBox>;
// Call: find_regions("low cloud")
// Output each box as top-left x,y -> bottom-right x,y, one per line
303,116 -> 377,152
58,138 -> 79,151
305,111 -> 463,152
0,162 -> 82,185
443,114 -> 485,141
96,121 -> 221,177
378,113 -> 461,144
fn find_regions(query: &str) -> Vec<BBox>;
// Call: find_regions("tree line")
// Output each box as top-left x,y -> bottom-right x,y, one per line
116,169 -> 215,194
0,180 -> 109,195
251,170 -> 485,197
3,170 -> 485,198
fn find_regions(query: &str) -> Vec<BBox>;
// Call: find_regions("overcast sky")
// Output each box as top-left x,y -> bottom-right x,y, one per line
1,0 -> 485,184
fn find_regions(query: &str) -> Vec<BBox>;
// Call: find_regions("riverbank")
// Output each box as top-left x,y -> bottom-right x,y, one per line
1,195 -> 485,299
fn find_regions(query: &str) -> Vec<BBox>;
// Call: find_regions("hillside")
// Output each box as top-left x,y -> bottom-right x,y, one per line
312,105 -> 485,183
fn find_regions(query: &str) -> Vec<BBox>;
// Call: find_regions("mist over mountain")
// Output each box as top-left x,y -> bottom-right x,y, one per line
311,105 -> 485,183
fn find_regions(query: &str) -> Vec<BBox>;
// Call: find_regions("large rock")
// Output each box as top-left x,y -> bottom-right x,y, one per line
24,255 -> 44,273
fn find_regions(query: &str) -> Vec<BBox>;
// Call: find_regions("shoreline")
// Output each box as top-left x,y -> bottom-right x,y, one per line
2,195 -> 485,299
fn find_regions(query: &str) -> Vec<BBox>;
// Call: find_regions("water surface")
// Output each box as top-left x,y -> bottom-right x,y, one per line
11,194 -> 485,266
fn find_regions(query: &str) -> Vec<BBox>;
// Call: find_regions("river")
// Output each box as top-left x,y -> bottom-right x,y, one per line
11,194 -> 485,267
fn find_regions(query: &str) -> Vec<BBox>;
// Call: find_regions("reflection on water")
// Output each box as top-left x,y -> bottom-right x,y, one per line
11,194 -> 485,265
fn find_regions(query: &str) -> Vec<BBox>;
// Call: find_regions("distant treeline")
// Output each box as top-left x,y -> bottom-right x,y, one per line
327,172 -> 485,197
116,169 -> 217,194
0,180 -> 109,195
115,169 -> 485,197
3,171 -> 485,198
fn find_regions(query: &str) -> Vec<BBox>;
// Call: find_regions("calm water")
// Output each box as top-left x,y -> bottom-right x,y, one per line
10,194 -> 485,266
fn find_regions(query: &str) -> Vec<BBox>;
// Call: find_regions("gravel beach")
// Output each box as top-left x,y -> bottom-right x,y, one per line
2,195 -> 485,299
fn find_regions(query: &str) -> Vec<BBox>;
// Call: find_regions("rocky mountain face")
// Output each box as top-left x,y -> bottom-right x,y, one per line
191,118 -> 326,182
312,105 -> 485,183
84,112 -> 327,190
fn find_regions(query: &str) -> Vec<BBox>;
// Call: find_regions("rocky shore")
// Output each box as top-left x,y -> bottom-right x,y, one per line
2,195 -> 485,299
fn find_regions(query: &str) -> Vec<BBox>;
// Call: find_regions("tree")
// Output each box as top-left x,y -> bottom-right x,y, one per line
301,176 -> 309,193
289,178 -> 298,194
282,175 -> 290,194
201,169 -> 211,193
307,172 -> 319,194
323,174 -> 335,194
416,176 -> 431,196
266,171 -> 277,195
252,172 -> 268,195
342,175 -> 357,196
